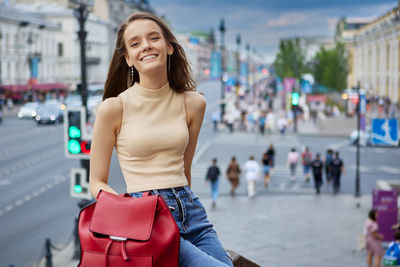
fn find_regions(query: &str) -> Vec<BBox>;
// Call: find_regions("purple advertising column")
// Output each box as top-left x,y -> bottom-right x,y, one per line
372,189 -> 398,241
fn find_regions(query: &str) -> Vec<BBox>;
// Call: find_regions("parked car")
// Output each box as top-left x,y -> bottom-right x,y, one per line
349,127 -> 372,146
17,102 -> 39,119
35,103 -> 63,125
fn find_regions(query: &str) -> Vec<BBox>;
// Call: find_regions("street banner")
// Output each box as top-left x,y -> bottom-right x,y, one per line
283,78 -> 296,94
210,51 -> 221,80
372,189 -> 398,241
371,119 -> 399,146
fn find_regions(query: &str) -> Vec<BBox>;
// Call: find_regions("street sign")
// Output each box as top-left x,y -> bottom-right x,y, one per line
70,167 -> 92,200
371,119 -> 399,146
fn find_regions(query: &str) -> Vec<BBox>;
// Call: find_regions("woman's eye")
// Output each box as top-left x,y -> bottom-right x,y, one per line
151,37 -> 160,41
131,42 -> 138,47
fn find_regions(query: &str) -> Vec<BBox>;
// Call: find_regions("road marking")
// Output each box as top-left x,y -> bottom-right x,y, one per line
0,179 -> 11,186
0,175 -> 67,217
5,204 -> 13,212
377,166 -> 400,174
328,140 -> 350,150
193,140 -> 211,165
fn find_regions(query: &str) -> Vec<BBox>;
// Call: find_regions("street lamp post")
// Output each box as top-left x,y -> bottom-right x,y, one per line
355,84 -> 361,197
72,1 -> 90,113
219,18 -> 226,119
246,43 -> 250,94
69,0 -> 92,259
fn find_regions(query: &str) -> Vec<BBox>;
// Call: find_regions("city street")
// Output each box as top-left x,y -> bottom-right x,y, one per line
1,80 -> 399,266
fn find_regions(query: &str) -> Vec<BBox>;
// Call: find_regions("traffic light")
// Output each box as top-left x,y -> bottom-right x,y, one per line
291,92 -> 300,106
70,168 -> 92,200
64,107 -> 91,159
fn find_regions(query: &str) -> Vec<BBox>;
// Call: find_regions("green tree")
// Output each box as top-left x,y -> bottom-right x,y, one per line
273,38 -> 307,80
314,42 -> 348,92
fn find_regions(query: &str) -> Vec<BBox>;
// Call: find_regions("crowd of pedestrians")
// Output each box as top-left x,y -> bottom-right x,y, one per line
204,144 -> 345,208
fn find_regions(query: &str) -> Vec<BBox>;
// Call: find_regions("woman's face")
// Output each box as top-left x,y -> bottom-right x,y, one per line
123,19 -> 173,75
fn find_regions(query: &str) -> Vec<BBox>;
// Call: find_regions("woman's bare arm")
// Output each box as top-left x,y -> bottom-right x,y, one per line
89,97 -> 122,198
183,91 -> 206,188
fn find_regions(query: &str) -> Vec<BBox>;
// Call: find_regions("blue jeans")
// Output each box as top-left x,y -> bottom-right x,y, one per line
210,179 -> 219,202
130,186 -> 233,267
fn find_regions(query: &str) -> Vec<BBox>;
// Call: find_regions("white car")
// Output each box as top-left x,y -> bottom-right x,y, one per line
349,127 -> 372,146
17,102 -> 39,119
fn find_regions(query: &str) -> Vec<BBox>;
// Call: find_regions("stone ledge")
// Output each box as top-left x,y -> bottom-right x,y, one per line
227,250 -> 261,267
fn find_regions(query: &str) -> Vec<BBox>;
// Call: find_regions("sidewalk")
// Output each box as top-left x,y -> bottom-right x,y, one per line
51,187 -> 371,267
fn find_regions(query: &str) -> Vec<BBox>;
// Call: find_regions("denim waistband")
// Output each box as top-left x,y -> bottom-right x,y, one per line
130,185 -> 192,198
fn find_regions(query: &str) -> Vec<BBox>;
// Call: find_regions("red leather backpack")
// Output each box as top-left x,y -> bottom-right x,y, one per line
78,190 -> 180,267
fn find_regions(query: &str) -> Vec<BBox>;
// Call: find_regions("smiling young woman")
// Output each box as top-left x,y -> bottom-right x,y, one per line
89,12 -> 233,267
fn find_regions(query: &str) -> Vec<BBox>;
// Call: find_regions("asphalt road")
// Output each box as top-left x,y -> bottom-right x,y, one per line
1,80 -> 399,266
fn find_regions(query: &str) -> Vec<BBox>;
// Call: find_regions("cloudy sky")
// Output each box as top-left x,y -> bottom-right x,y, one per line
149,0 -> 398,63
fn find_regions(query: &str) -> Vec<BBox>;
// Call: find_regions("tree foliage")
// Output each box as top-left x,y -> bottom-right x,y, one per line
273,38 -> 307,80
313,42 -> 348,92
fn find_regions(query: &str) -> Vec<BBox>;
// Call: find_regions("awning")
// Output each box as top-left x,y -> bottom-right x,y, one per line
0,83 -> 68,92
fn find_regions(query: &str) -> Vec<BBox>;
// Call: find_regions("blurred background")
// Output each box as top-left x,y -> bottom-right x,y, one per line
0,0 -> 399,266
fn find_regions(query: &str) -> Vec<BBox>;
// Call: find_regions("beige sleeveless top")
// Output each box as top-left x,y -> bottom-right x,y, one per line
116,82 -> 189,193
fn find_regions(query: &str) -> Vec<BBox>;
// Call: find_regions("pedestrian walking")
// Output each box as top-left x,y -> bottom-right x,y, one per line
89,12 -> 233,267
364,210 -> 384,267
211,110 -> 220,132
287,148 -> 299,182
330,151 -> 344,194
226,156 -> 241,196
266,143 -> 275,176
259,113 -> 266,135
261,152 -> 272,188
324,149 -> 333,185
310,153 -> 323,194
244,155 -> 260,198
206,158 -> 221,209
301,146 -> 312,182
277,114 -> 287,137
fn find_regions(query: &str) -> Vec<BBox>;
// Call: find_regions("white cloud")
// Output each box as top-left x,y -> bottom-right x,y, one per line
266,13 -> 308,27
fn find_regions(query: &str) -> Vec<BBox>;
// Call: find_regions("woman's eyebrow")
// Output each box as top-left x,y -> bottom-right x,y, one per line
127,31 -> 161,43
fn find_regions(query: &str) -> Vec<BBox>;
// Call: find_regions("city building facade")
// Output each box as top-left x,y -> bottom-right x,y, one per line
0,5 -> 62,101
351,7 -> 400,103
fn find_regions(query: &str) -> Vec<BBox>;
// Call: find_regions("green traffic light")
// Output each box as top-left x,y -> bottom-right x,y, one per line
68,139 -> 81,154
74,184 -> 82,193
69,126 -> 81,138
291,92 -> 300,106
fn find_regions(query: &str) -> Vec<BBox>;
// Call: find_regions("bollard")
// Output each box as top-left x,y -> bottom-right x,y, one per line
227,250 -> 261,267
45,238 -> 53,267
73,217 -> 81,260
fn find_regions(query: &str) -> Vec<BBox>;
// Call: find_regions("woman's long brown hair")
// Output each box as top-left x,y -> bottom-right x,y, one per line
103,12 -> 196,100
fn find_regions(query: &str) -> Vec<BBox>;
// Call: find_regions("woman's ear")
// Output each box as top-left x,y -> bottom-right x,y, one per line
124,53 -> 131,67
167,43 -> 174,56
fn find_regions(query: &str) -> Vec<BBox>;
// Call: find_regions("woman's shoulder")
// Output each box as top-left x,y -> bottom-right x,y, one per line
183,91 -> 206,111
96,97 -> 123,120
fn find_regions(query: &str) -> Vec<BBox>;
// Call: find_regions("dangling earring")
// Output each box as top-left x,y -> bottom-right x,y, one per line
168,55 -> 171,72
131,67 -> 134,82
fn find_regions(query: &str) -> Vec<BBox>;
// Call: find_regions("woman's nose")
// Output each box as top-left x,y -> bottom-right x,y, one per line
141,40 -> 152,51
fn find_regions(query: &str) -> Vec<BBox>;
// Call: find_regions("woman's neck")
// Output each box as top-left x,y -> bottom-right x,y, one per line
138,71 -> 168,90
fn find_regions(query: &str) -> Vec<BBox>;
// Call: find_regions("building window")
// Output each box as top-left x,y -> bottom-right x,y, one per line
58,42 -> 63,57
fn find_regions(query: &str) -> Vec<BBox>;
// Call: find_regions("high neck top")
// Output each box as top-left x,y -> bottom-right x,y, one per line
132,82 -> 171,99
116,83 -> 189,193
